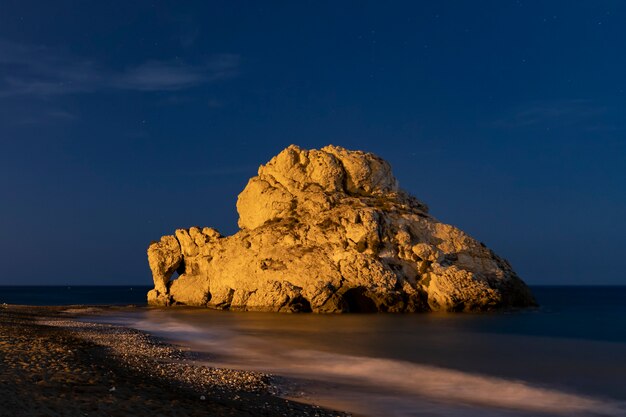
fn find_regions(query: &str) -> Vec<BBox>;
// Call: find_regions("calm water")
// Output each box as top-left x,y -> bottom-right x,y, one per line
2,286 -> 626,416
0,285 -> 151,305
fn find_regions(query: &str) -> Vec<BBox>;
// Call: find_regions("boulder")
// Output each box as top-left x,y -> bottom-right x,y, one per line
146,145 -> 536,312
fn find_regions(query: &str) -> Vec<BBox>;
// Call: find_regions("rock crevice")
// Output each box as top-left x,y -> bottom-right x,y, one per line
147,145 -> 535,312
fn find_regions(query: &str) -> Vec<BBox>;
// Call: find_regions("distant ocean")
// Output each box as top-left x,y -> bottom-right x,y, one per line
0,285 -> 151,306
2,285 -> 625,416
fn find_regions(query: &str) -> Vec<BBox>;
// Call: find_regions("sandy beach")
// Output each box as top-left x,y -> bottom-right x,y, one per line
0,305 -> 348,417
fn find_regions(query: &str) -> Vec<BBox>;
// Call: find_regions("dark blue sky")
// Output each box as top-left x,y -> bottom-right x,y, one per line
1,1 -> 625,285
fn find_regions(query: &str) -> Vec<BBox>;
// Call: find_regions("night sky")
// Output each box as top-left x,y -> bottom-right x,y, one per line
1,1 -> 625,286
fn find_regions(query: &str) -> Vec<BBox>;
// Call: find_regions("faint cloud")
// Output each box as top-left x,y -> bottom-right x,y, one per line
492,99 -> 604,128
0,39 -> 101,96
46,109 -> 77,120
16,108 -> 77,125
0,39 -> 240,97
112,57 -> 239,92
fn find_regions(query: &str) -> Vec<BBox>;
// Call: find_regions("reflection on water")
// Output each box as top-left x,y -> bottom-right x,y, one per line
94,297 -> 626,417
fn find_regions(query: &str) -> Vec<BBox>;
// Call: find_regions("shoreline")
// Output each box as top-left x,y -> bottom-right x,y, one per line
0,304 -> 349,417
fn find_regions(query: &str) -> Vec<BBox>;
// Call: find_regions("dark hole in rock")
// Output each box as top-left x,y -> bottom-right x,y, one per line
343,287 -> 378,313
287,295 -> 312,313
169,261 -> 186,282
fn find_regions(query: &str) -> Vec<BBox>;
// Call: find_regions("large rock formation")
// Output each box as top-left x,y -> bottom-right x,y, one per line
147,145 -> 535,312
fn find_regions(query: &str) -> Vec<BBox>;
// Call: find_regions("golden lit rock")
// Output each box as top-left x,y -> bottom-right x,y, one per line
147,145 -> 535,312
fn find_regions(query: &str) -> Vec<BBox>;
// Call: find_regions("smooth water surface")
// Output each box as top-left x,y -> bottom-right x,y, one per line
0,285 -> 151,305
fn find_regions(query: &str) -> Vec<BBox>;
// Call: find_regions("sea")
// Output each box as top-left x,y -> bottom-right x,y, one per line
2,285 -> 625,417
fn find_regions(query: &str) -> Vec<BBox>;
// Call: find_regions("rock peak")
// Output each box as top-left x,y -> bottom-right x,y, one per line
236,144 -> 402,230
147,145 -> 535,313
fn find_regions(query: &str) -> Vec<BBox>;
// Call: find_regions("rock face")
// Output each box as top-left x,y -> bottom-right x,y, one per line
147,145 -> 535,312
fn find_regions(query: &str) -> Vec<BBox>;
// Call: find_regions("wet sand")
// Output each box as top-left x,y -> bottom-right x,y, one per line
0,305 -> 348,417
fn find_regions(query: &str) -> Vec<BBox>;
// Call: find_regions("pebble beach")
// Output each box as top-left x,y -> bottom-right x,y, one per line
0,305 -> 348,417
